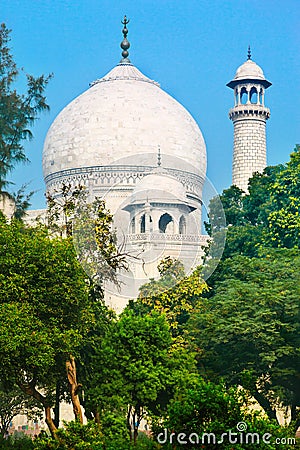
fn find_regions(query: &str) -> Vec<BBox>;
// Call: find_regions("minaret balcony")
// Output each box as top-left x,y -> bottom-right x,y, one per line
229,104 -> 270,121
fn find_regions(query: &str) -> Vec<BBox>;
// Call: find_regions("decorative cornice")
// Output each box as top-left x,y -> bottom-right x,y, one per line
44,165 -> 205,200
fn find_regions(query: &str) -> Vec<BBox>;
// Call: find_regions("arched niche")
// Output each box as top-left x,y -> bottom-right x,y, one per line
240,87 -> 248,105
159,213 -> 173,233
250,86 -> 258,104
179,215 -> 186,235
235,89 -> 239,105
131,216 -> 135,233
140,214 -> 145,233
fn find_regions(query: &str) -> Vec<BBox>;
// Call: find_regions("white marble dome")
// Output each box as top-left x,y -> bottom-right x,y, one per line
42,61 -> 207,183
233,59 -> 265,81
129,170 -> 189,205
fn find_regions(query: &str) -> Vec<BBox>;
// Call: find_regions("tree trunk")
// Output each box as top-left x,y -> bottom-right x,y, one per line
291,405 -> 300,433
0,423 -> 8,438
94,410 -> 100,426
253,388 -> 278,422
127,405 -> 132,441
45,405 -> 58,437
66,355 -> 83,423
133,426 -> 138,445
133,405 -> 142,445
53,381 -> 60,428
18,382 -> 58,439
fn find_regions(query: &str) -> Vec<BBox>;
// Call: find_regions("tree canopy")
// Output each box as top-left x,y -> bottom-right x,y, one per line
190,249 -> 300,422
193,145 -> 300,430
206,145 -> 300,259
0,216 -> 90,435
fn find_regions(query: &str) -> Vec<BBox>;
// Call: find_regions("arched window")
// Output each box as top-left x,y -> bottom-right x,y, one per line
131,217 -> 135,234
250,87 -> 258,104
140,214 -> 145,233
159,213 -> 173,233
235,89 -> 239,105
240,87 -> 248,105
179,216 -> 186,235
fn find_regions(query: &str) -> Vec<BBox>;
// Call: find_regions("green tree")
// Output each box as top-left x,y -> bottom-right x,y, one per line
136,257 -> 208,338
47,185 -> 129,288
158,378 -> 295,449
0,184 -> 130,438
82,309 -> 173,444
190,249 -> 300,427
0,23 -> 52,191
0,217 -> 90,436
263,144 -> 300,248
10,183 -> 34,220
45,183 -> 85,237
205,145 -> 300,259
0,383 -> 42,437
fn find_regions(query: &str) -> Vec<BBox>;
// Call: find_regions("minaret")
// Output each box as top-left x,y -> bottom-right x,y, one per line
227,47 -> 271,192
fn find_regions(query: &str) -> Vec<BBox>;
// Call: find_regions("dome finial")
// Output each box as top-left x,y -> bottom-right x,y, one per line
120,15 -> 131,63
157,146 -> 161,167
247,45 -> 251,60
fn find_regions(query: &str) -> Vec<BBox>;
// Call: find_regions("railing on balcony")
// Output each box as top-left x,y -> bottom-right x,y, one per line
126,233 -> 210,243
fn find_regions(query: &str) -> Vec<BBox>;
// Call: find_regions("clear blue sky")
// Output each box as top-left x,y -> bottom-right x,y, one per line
3,0 -> 300,209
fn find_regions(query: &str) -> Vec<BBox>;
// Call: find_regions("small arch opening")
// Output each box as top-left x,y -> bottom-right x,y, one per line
235,89 -> 239,105
159,213 -> 173,233
140,214 -> 145,233
250,87 -> 258,104
149,215 -> 153,232
240,87 -> 248,105
131,217 -> 135,234
179,216 -> 186,235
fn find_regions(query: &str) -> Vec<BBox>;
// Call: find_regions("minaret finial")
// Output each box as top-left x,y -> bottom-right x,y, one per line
157,146 -> 161,167
247,45 -> 251,60
120,15 -> 131,63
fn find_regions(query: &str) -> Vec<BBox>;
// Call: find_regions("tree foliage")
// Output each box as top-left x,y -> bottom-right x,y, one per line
0,186 -> 133,438
206,145 -> 300,259
135,257 -> 208,337
0,217 -> 91,435
195,146 -> 300,431
81,309 -> 174,443
0,384 -> 42,437
190,249 -> 300,424
0,23 -> 52,191
159,378 -> 295,449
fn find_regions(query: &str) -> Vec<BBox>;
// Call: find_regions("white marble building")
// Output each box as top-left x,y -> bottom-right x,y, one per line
42,18 -> 209,308
37,25 -> 271,306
